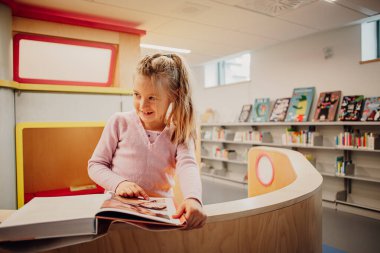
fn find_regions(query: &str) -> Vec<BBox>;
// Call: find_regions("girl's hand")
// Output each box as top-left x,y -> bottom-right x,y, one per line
172,198 -> 207,229
115,181 -> 149,200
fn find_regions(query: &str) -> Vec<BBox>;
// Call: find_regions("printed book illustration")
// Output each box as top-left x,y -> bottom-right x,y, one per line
269,98 -> 290,122
238,104 -> 252,122
313,91 -> 341,121
285,87 -> 315,122
338,95 -> 364,121
252,98 -> 270,122
361,97 -> 380,121
0,193 -> 184,243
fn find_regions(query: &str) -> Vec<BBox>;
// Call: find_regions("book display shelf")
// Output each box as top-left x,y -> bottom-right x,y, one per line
200,121 -> 380,219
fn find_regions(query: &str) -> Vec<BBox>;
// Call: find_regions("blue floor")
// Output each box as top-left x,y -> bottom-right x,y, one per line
323,244 -> 346,253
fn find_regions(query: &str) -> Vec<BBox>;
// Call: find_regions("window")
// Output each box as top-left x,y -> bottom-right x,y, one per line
13,33 -> 117,86
361,17 -> 380,62
204,52 -> 251,88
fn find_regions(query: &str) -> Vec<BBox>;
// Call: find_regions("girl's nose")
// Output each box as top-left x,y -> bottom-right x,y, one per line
140,98 -> 149,110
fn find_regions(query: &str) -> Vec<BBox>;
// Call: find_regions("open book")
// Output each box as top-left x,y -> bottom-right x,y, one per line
0,192 -> 185,242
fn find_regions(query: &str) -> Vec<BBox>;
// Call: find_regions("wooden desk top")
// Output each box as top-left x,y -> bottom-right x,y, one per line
0,210 -> 15,223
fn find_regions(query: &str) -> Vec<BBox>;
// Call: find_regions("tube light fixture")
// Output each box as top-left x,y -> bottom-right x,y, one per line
140,43 -> 191,54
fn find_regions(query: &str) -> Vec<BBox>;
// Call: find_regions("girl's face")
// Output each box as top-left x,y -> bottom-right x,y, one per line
133,74 -> 171,131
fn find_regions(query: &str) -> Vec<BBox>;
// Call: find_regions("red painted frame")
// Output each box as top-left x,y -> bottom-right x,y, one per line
0,0 -> 146,36
13,33 -> 117,87
255,153 -> 275,187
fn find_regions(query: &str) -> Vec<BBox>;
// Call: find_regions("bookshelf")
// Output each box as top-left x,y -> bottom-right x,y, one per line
200,121 -> 380,219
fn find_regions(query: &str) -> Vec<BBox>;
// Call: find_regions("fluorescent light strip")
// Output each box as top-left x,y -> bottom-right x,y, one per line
140,43 -> 191,54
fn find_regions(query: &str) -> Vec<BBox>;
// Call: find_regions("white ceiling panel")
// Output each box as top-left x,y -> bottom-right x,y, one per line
280,0 -> 366,30
153,19 -> 278,48
167,2 -> 317,41
338,0 -> 380,15
140,32 -> 242,55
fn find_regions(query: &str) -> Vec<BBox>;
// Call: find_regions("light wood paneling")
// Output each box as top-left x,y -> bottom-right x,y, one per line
114,33 -> 141,88
42,190 -> 321,253
13,17 -> 120,44
22,127 -> 103,193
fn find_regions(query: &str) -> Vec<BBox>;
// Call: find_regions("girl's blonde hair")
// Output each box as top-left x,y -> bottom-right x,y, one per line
135,53 -> 195,145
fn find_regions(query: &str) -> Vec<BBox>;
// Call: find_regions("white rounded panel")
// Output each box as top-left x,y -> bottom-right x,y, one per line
256,155 -> 274,186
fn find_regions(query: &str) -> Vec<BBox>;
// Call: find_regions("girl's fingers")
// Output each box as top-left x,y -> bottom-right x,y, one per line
172,204 -> 185,219
116,182 -> 149,199
125,188 -> 134,197
132,185 -> 149,200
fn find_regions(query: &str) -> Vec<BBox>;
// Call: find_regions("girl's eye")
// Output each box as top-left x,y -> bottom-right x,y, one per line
149,97 -> 157,101
133,93 -> 141,99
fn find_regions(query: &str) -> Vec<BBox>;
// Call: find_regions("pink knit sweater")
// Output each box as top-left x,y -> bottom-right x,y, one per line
88,111 -> 202,202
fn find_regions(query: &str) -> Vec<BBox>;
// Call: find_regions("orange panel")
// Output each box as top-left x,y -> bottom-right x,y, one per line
247,148 -> 297,197
22,127 -> 103,193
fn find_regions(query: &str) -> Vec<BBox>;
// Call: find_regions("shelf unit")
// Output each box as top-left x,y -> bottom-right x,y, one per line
201,139 -> 380,152
200,121 -> 380,219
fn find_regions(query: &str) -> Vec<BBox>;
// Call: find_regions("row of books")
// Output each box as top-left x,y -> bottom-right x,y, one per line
281,130 -> 322,146
335,131 -> 379,150
213,147 -> 238,160
238,87 -> 380,122
202,145 -> 250,162
335,156 -> 354,176
202,127 -> 273,143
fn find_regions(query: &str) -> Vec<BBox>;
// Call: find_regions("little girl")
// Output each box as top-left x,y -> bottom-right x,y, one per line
88,53 -> 207,229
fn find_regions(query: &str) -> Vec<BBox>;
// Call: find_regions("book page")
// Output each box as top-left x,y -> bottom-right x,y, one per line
97,193 -> 183,226
0,194 -> 108,227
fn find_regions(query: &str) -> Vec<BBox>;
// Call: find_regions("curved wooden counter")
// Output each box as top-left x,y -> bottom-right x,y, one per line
42,146 -> 323,253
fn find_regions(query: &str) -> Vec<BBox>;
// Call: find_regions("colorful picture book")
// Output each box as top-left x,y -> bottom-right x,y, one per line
238,104 -> 252,122
361,97 -> 380,121
285,87 -> 315,122
338,95 -> 364,121
252,98 -> 270,122
313,91 -> 341,121
0,193 -> 184,242
269,98 -> 290,122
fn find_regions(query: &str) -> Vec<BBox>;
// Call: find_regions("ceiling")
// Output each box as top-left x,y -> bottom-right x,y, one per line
13,0 -> 380,66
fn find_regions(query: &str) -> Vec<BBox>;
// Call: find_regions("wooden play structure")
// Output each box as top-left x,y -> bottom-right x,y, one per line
4,129 -> 323,252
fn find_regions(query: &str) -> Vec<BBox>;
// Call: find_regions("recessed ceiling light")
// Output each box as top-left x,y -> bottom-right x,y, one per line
324,0 -> 337,3
140,43 -> 191,54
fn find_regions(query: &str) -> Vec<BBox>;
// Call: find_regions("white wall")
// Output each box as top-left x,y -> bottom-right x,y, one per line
15,92 -> 131,122
192,24 -> 380,122
0,3 -> 15,209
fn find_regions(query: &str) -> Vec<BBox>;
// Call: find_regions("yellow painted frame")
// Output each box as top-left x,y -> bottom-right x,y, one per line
16,121 -> 105,208
0,80 -> 132,95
